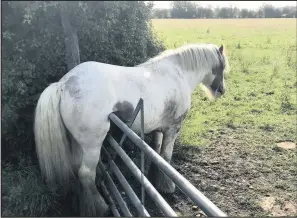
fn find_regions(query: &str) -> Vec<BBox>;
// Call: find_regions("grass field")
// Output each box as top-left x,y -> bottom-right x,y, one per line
151,19 -> 297,216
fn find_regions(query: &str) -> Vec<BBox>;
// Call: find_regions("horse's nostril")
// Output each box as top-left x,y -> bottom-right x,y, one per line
218,86 -> 225,94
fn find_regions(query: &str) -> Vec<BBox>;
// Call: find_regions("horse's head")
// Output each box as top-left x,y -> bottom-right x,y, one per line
201,44 -> 228,100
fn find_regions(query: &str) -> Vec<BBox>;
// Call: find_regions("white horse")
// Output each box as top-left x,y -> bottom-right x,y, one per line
34,43 -> 229,216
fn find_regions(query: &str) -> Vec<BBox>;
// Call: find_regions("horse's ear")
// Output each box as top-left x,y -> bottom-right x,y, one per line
219,44 -> 224,54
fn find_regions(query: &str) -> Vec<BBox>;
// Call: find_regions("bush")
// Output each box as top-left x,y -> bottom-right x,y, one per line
2,1 -> 165,162
2,1 -> 165,216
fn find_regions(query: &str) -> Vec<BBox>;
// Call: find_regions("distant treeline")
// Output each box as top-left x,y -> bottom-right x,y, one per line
152,1 -> 296,19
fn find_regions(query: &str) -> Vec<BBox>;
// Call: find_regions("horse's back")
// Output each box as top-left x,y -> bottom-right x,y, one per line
60,61 -> 125,83
59,61 -> 190,135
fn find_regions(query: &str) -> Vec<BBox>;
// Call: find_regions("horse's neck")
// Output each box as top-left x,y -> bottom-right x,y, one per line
182,66 -> 206,93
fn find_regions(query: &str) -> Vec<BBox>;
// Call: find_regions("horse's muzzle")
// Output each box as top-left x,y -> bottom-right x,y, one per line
213,85 -> 225,98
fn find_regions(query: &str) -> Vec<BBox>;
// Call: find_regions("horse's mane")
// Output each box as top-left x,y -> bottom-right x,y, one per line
138,44 -> 229,74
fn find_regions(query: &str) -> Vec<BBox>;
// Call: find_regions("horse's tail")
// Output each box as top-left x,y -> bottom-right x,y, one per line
34,82 -> 73,190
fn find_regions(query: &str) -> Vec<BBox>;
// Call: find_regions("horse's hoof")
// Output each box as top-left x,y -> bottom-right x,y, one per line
95,195 -> 110,217
79,189 -> 110,217
148,166 -> 176,194
98,204 -> 111,217
156,181 -> 176,194
104,207 -> 113,217
79,203 -> 110,217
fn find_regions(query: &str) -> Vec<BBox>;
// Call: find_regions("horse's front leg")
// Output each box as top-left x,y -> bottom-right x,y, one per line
150,130 -> 163,154
147,130 -> 163,176
148,125 -> 181,194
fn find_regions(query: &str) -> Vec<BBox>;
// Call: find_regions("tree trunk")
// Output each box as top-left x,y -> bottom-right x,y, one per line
60,2 -> 80,71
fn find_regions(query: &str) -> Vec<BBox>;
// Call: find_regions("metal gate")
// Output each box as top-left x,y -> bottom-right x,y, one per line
98,98 -> 227,217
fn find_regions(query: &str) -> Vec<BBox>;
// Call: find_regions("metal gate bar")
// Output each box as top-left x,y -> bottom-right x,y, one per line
102,146 -> 150,217
107,135 -> 177,217
140,99 -> 145,205
99,180 -> 121,217
109,112 -> 227,217
99,161 -> 133,217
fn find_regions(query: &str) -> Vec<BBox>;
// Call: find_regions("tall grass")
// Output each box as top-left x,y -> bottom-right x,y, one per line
1,158 -> 61,216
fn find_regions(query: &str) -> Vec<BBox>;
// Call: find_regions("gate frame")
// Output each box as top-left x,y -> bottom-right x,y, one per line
98,98 -> 227,217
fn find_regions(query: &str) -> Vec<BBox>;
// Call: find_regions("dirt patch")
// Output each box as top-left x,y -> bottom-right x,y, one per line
260,196 -> 297,216
277,141 -> 296,149
261,197 -> 276,213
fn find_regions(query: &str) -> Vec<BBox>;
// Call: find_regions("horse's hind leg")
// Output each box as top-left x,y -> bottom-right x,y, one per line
148,126 -> 181,194
75,124 -> 110,216
68,136 -> 82,215
147,131 -> 163,178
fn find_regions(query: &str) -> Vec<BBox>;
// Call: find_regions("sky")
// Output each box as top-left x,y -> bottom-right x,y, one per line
152,1 -> 297,10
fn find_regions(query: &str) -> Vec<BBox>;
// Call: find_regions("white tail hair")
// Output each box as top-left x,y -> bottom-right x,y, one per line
34,82 -> 73,189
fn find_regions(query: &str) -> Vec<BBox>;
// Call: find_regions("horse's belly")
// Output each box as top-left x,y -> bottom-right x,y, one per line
129,108 -> 162,135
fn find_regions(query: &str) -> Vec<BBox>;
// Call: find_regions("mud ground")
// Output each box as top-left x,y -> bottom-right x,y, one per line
111,128 -> 297,217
